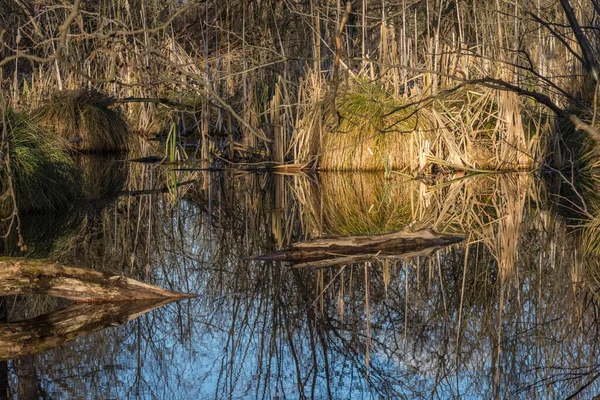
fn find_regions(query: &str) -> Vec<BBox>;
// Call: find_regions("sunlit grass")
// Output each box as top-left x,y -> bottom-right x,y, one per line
318,80 -> 435,171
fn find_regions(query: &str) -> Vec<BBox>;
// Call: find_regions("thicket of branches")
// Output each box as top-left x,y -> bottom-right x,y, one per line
0,0 -> 598,138
1,0 -> 600,236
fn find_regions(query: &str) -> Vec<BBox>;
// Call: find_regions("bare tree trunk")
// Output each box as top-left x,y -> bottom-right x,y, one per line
0,258 -> 196,302
559,0 -> 599,82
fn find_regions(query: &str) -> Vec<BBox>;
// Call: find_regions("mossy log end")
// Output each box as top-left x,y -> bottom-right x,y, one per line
253,229 -> 464,265
0,258 -> 196,302
0,299 -> 174,360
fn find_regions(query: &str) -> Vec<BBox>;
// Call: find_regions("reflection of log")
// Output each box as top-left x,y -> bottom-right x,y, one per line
0,299 -> 176,361
0,258 -> 195,302
253,229 -> 464,266
292,245 -> 455,269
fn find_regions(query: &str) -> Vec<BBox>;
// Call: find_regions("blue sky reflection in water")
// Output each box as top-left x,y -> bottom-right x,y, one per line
3,170 -> 600,399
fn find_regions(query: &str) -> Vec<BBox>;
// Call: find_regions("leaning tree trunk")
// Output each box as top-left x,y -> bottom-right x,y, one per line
0,258 -> 195,302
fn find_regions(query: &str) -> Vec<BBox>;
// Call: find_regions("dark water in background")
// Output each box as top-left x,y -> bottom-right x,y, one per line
2,160 -> 600,399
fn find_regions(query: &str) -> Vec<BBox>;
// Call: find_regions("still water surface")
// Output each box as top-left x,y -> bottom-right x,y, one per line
2,162 -> 599,399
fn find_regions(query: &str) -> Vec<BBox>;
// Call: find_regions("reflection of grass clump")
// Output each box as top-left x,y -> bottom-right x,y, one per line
317,173 -> 414,236
75,154 -> 127,200
32,89 -> 129,153
1,109 -> 82,212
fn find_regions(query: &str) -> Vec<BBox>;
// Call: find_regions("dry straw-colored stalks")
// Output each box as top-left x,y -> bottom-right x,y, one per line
431,86 -> 534,171
1,0 -> 595,173
32,89 -> 129,153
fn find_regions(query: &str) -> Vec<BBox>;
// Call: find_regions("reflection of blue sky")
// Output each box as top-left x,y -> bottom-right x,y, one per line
7,176 -> 600,399
19,254 -> 600,400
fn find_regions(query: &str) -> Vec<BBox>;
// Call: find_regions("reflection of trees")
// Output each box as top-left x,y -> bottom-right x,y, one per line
0,299 -> 6,400
5,172 -> 600,398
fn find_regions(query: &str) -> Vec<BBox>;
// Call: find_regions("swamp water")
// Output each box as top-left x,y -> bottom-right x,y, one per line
1,161 -> 599,399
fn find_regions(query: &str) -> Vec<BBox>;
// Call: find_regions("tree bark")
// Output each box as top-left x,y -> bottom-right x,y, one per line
0,299 -> 177,361
0,258 -> 196,302
253,229 -> 464,265
559,0 -> 599,82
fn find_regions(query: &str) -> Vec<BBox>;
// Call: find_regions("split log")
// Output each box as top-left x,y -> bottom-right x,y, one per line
0,258 -> 196,302
0,299 -> 175,360
252,228 -> 464,266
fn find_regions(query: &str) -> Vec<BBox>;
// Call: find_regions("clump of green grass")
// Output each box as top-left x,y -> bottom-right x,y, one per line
318,81 -> 435,171
32,89 -> 129,153
1,109 -> 82,212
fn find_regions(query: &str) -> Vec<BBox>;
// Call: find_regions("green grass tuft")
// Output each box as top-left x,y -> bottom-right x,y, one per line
318,81 -> 435,171
1,109 -> 82,212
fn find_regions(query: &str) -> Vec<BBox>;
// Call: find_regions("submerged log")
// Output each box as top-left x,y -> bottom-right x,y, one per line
253,228 -> 464,267
0,299 -> 175,360
0,258 -> 196,302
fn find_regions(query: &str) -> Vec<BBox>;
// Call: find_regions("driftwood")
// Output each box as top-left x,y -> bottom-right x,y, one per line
253,229 -> 464,267
0,299 -> 175,360
0,258 -> 195,302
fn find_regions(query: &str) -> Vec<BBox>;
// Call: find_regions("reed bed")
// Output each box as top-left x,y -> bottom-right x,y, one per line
0,0 -> 596,172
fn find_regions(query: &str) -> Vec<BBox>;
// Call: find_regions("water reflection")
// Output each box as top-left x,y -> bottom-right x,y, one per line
3,167 -> 600,399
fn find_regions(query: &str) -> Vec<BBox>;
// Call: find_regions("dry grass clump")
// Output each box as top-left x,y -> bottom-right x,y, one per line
1,110 -> 82,212
431,86 -> 532,171
317,81 -> 435,171
32,89 -> 129,153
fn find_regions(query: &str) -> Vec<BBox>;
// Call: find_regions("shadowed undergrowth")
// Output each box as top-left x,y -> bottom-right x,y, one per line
2,109 -> 82,213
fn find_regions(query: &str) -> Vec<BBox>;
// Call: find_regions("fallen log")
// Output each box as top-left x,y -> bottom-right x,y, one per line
291,245 -> 457,269
252,228 -> 464,266
0,258 -> 196,302
0,299 -> 175,360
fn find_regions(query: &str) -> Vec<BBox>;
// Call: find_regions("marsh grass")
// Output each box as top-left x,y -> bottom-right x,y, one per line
316,81 -> 435,171
32,89 -> 129,153
296,79 -> 535,173
1,110 -> 82,213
